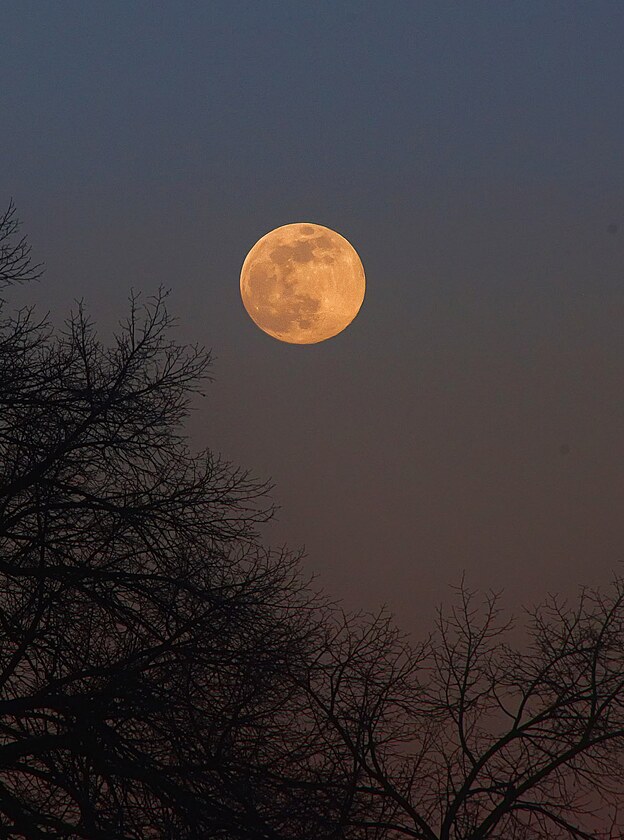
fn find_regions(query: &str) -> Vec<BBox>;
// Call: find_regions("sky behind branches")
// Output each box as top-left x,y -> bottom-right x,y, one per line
2,1 -> 624,632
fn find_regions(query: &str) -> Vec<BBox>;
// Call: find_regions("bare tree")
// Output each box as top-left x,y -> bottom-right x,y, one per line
0,202 -> 43,290
309,577 -> 624,840
0,202 -> 401,839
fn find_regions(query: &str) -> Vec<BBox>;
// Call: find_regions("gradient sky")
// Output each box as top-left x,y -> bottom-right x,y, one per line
3,1 -> 624,633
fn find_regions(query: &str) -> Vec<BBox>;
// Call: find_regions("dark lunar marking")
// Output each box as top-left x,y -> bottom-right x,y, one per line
291,239 -> 316,262
300,225 -> 315,235
269,245 -> 291,265
270,239 -> 316,265
249,263 -> 279,300
255,287 -> 321,335
295,294 -> 321,329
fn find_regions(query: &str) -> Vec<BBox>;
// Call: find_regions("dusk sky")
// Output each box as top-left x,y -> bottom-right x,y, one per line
3,1 -> 624,633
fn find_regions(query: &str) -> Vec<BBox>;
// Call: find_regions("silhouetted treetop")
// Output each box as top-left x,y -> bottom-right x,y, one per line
315,578 -> 624,839
0,201 -> 42,290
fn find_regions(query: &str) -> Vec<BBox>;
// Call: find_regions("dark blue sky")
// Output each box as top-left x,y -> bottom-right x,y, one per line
3,1 -> 624,629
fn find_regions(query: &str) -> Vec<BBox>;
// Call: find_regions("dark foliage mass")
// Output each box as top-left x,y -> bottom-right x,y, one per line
1,202 -> 623,840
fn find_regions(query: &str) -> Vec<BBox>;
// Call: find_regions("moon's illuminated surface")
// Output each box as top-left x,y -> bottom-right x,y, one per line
240,223 -> 365,344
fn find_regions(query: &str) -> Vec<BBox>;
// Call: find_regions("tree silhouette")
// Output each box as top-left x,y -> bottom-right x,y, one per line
0,202 -> 406,839
311,578 -> 624,839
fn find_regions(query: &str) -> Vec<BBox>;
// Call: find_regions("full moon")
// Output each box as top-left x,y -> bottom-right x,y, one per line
240,223 -> 365,344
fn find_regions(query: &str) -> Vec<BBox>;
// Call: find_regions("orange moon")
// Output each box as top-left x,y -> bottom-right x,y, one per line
240,223 -> 365,344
